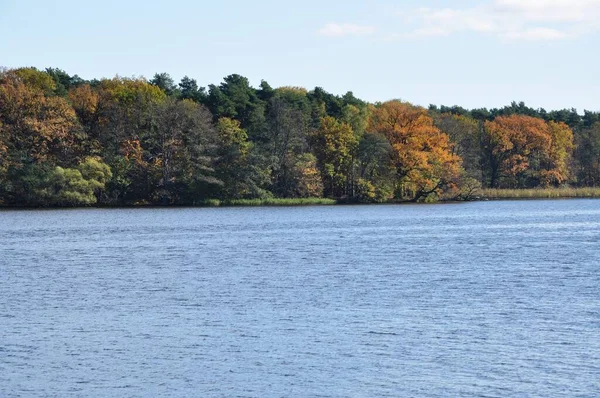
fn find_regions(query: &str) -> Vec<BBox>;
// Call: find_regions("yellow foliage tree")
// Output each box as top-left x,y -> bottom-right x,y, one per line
312,116 -> 358,198
0,74 -> 82,165
543,121 -> 574,186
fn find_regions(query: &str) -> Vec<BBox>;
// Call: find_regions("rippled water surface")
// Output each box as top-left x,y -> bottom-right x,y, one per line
1,200 -> 600,397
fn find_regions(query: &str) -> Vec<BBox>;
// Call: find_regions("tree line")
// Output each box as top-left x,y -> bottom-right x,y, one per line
1,67 -> 599,206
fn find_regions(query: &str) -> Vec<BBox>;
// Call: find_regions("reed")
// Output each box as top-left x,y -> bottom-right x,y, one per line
224,198 -> 337,206
481,187 -> 600,199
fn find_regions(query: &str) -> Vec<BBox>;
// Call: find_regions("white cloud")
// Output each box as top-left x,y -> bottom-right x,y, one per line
501,27 -> 569,40
398,0 -> 600,41
492,0 -> 596,22
318,23 -> 375,37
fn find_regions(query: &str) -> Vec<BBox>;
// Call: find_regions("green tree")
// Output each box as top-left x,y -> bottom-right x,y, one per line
45,68 -> 85,96
356,131 -> 395,202
307,87 -> 343,121
6,157 -> 111,206
574,123 -> 600,186
433,113 -> 482,182
179,76 -> 206,103
205,75 -> 267,140
264,90 -> 312,197
0,121 -> 8,203
214,118 -> 270,199
150,72 -> 177,96
312,116 -> 358,198
147,98 -> 220,203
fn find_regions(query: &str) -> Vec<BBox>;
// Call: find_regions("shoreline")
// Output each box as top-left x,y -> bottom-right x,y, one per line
2,189 -> 600,209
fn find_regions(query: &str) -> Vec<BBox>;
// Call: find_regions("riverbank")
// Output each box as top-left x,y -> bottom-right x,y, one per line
193,189 -> 600,205
3,189 -> 600,209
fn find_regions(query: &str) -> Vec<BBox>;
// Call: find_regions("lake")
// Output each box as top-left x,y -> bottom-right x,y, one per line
1,200 -> 599,397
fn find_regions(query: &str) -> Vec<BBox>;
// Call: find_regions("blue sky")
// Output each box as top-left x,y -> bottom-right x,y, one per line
1,0 -> 598,111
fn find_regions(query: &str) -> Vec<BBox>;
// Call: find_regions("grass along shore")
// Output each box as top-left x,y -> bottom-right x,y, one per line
480,187 -> 600,200
3,190 -> 599,209
210,188 -> 600,206
198,198 -> 338,207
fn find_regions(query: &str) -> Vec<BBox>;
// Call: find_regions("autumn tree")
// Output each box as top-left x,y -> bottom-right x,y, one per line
368,101 -> 462,201
95,77 -> 166,156
483,115 -> 548,188
12,67 -> 57,95
0,70 -> 85,168
1,65 -> 597,206
542,121 -> 574,186
68,84 -> 101,154
483,115 -> 574,188
90,78 -> 167,203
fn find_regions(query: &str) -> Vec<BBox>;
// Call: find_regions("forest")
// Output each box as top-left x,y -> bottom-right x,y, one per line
1,66 -> 599,206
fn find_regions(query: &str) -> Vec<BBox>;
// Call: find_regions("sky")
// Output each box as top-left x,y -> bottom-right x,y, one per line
1,0 -> 599,111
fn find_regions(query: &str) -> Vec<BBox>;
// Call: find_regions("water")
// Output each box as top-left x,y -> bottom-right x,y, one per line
1,200 -> 599,397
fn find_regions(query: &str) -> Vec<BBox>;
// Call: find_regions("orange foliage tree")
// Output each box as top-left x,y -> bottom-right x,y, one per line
69,85 -> 99,130
368,101 -> 462,201
483,115 -> 574,187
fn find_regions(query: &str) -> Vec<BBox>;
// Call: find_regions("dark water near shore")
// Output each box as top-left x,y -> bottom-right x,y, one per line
1,200 -> 600,397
